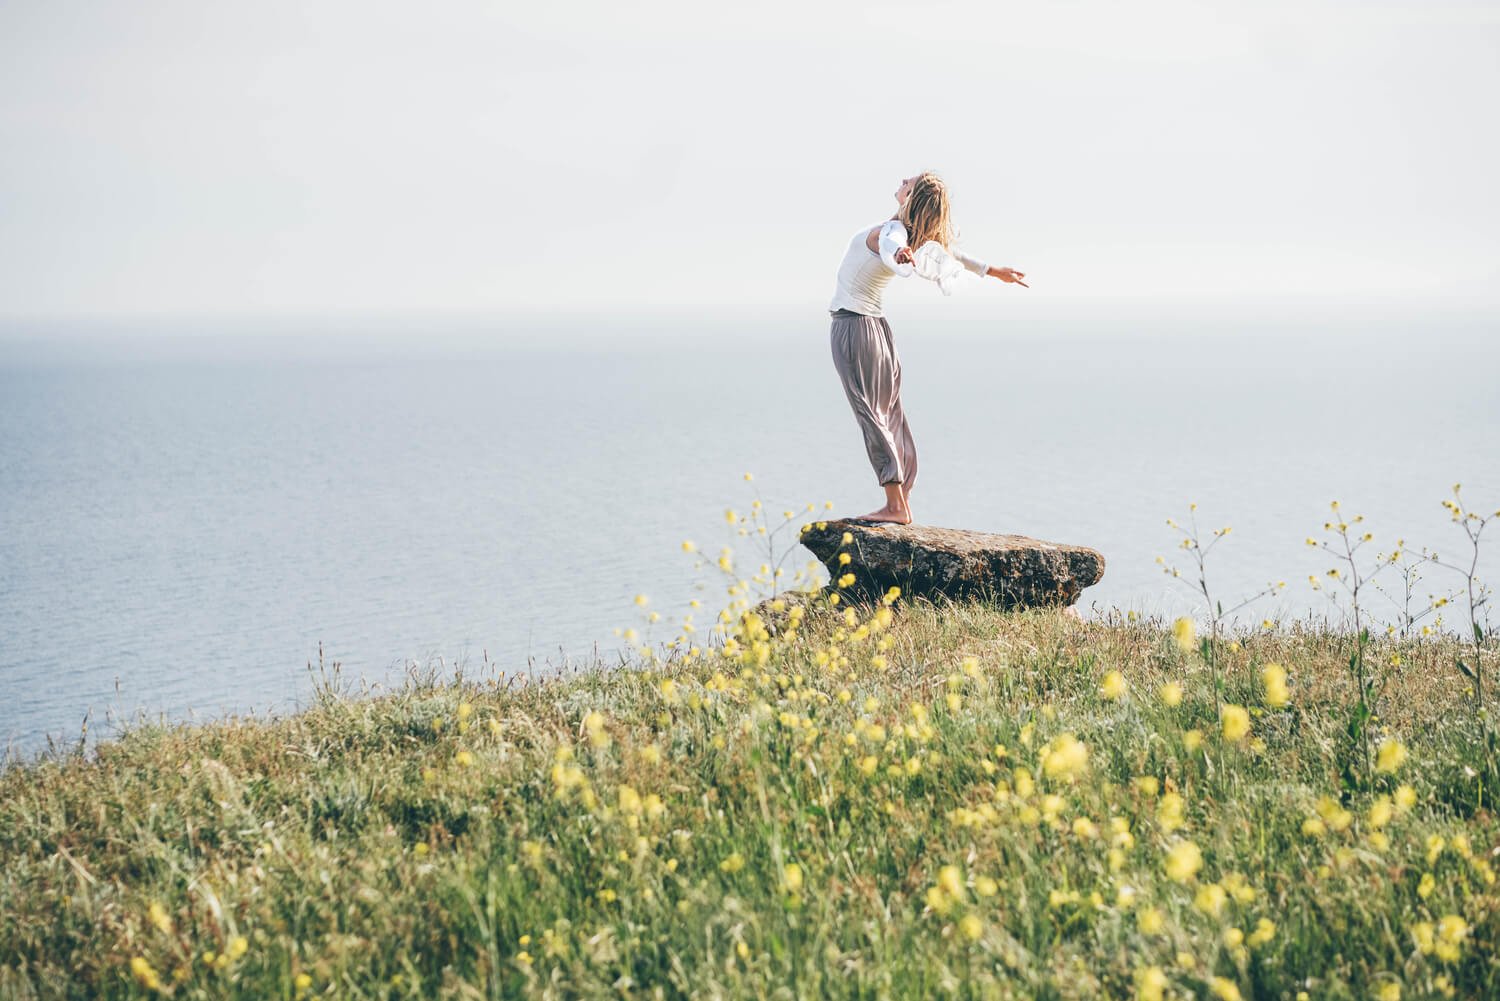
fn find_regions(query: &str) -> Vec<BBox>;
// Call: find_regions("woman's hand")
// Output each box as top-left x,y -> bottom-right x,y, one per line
991,266 -> 1028,287
894,246 -> 915,266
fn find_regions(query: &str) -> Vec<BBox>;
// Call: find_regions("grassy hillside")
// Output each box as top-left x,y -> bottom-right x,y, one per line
2,590 -> 1497,999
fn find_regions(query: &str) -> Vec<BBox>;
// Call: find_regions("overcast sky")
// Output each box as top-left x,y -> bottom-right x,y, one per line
1,0 -> 1497,320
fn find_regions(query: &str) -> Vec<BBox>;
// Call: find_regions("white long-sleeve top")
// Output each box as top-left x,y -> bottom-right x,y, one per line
828,219 -> 989,317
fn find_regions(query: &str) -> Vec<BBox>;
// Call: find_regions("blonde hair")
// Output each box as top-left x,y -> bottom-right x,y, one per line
898,171 -> 957,253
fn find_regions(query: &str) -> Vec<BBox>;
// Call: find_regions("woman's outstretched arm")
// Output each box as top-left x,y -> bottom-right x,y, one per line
956,249 -> 1028,287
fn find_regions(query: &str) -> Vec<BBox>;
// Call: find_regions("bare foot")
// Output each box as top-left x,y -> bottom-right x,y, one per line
853,506 -> 912,525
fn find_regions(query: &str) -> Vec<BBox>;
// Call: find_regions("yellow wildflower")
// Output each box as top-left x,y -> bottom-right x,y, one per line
582,711 -> 610,748
1210,978 -> 1243,1001
1172,617 -> 1196,653
1157,792 -> 1186,832
147,901 -> 172,935
959,914 -> 984,941
1137,907 -> 1166,934
1316,795 -> 1353,832
1159,682 -> 1184,707
1135,965 -> 1167,1001
1436,914 -> 1467,961
1164,840 -> 1203,883
1220,704 -> 1251,743
1041,733 -> 1089,781
130,957 -> 161,990
937,865 -> 965,901
719,852 -> 745,874
1375,739 -> 1408,774
1101,671 -> 1127,700
925,885 -> 952,915
1193,882 -> 1227,916
1262,663 -> 1289,707
783,863 -> 803,893
1247,918 -> 1276,948
1182,729 -> 1203,752
1222,871 -> 1255,904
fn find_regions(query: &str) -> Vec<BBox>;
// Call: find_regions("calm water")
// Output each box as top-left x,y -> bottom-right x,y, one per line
3,301 -> 1497,760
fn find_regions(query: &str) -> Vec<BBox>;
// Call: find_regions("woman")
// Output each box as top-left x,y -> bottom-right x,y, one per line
828,171 -> 1028,525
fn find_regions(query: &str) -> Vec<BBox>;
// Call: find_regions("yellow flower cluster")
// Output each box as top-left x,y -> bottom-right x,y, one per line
1100,671 -> 1127,700
1261,663 -> 1289,708
1171,617 -> 1196,653
1040,734 -> 1088,782
1163,840 -> 1202,883
1220,704 -> 1250,743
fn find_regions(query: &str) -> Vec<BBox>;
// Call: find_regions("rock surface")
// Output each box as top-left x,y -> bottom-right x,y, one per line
798,519 -> 1105,609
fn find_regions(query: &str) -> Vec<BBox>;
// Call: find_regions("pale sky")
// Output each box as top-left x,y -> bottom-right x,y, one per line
1,0 -> 1497,319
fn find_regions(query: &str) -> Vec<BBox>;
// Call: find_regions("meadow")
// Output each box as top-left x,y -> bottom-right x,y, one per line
2,494 -> 1497,1000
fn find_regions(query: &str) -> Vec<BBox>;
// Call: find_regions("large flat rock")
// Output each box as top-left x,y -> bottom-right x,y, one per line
799,519 -> 1105,609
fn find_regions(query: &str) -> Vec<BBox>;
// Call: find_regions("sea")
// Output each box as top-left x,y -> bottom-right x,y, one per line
2,297 -> 1496,761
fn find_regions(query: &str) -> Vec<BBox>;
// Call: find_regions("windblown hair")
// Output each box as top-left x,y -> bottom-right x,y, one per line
898,171 -> 958,253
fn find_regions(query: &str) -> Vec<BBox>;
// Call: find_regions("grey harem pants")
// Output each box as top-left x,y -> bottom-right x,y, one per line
829,308 -> 918,488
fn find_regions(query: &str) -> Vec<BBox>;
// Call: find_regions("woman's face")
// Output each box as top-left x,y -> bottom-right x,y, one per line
894,174 -> 919,206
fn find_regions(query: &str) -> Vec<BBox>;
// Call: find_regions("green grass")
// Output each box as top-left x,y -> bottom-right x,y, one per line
2,598 -> 1498,1000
